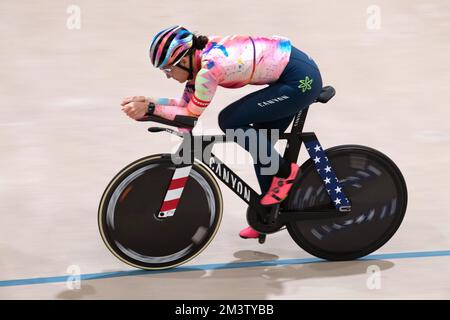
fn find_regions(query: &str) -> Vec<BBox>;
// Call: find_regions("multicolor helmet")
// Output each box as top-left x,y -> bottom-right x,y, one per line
149,25 -> 193,69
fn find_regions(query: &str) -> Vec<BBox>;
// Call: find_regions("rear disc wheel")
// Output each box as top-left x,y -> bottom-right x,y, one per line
286,145 -> 407,261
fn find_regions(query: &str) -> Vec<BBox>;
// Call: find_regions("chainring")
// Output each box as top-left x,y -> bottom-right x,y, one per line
246,206 -> 284,234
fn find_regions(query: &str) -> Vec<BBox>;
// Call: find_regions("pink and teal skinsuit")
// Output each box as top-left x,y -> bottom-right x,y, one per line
151,35 -> 323,193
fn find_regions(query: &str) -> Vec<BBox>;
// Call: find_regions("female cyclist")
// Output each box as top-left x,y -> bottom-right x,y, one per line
120,25 -> 323,240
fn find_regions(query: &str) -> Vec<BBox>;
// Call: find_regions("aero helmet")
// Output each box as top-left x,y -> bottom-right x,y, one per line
149,25 -> 193,69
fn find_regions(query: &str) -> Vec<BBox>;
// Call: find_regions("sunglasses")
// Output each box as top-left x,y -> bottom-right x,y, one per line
161,60 -> 190,74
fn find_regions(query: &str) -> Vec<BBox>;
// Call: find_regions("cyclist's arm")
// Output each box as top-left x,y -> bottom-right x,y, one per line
148,97 -> 183,106
147,82 -> 194,108
152,82 -> 196,119
153,62 -> 220,120
184,65 -> 219,117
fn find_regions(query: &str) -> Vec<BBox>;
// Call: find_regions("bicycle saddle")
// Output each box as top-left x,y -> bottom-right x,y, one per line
315,86 -> 336,104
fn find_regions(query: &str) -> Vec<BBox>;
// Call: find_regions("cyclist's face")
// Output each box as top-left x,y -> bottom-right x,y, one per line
161,57 -> 190,83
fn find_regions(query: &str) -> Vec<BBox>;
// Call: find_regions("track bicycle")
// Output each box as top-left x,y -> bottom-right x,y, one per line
98,86 -> 408,270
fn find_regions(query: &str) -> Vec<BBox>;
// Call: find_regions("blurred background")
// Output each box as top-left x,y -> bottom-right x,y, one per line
0,0 -> 449,299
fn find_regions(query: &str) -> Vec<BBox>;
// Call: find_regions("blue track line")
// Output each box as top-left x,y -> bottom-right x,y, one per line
1,250 -> 449,288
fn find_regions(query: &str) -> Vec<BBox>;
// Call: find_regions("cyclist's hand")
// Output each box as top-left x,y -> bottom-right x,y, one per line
121,96 -> 148,106
121,101 -> 148,120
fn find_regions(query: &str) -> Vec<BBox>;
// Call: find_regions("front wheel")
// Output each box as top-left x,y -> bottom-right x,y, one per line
98,154 -> 223,270
286,145 -> 408,261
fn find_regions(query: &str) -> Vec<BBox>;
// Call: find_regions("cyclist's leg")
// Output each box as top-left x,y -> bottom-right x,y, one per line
218,88 -> 294,187
218,73 -> 322,189
225,48 -> 323,236
253,117 -> 293,194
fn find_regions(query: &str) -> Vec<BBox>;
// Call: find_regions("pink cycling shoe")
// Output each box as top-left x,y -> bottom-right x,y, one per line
260,162 -> 300,206
239,226 -> 260,239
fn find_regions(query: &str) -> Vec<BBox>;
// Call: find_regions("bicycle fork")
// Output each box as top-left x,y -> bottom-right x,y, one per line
157,164 -> 192,218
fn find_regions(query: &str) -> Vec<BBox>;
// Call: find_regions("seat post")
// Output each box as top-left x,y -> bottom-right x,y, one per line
282,106 -> 309,163
291,106 -> 309,134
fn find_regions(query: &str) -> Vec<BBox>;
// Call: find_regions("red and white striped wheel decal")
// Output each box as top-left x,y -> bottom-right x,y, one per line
158,165 -> 192,218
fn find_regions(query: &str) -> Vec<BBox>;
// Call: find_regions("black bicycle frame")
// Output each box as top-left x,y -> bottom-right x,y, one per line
168,106 -> 351,221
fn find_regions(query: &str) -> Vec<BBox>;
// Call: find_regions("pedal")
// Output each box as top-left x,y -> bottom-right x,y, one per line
258,234 -> 266,244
